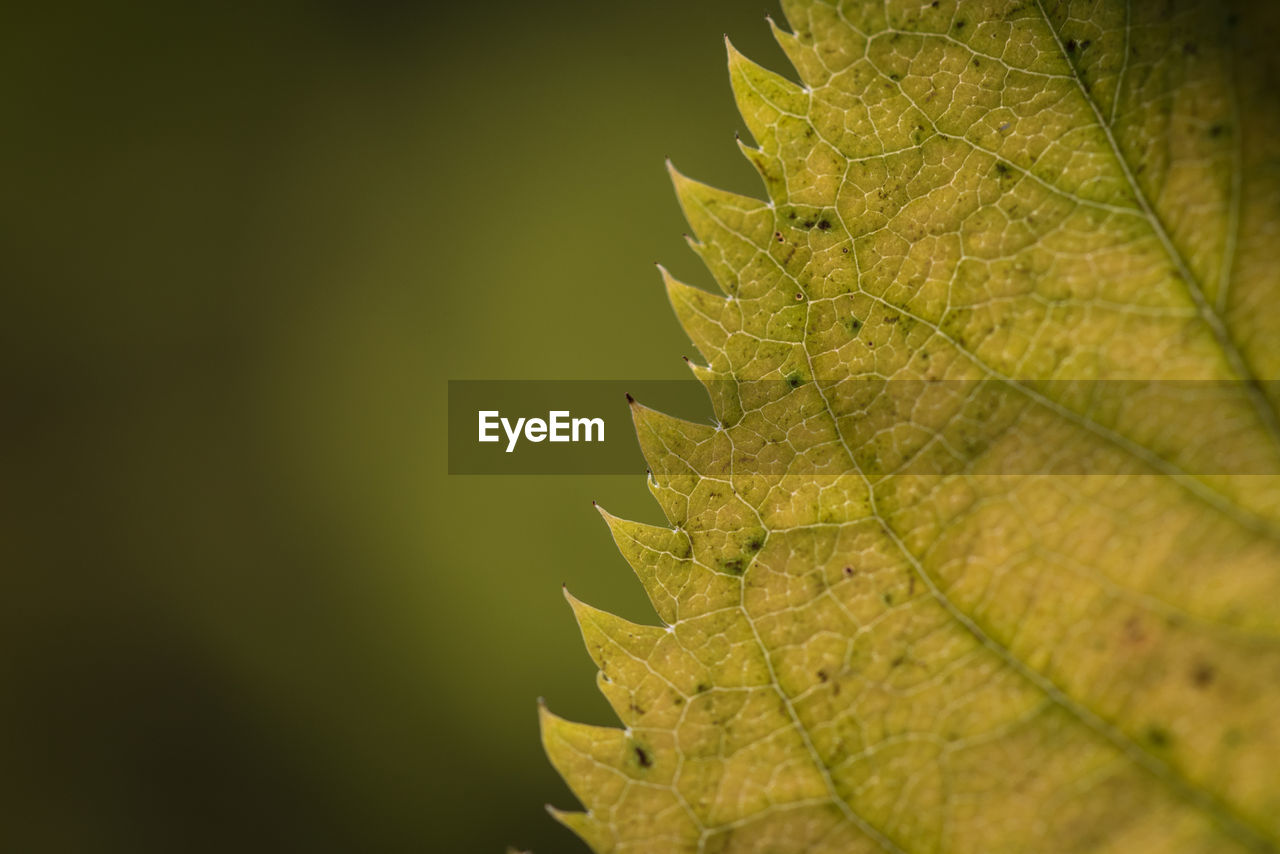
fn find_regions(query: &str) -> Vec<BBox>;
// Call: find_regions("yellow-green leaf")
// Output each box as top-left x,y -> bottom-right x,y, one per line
542,1 -> 1280,851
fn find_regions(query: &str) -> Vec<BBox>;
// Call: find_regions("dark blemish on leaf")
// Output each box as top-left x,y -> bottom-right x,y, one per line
994,161 -> 1011,177
747,536 -> 764,552
908,575 -> 916,595
673,696 -> 684,706
1191,662 -> 1215,688
696,683 -> 710,694
843,566 -> 855,577
884,314 -> 899,324
1082,39 -> 1091,49
1182,42 -> 1198,56
634,746 -> 653,768
972,58 -> 980,67
841,247 -> 849,253
786,372 -> 806,388
629,701 -> 646,715
891,655 -> 905,667
848,317 -> 862,336
1123,616 -> 1145,643
720,557 -> 745,575
817,669 -> 829,682
1146,726 -> 1171,748
795,291 -> 805,301
889,73 -> 901,81
1065,38 -> 1077,53
882,592 -> 894,605
818,219 -> 831,230
788,211 -> 796,219
802,220 -> 815,228
1209,123 -> 1227,138
954,19 -> 965,30
931,0 -> 938,6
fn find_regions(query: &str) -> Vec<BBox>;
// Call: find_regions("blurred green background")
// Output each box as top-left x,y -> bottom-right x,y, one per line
1,1 -> 787,851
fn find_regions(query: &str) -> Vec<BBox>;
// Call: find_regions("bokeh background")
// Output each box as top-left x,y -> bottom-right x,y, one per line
1,1 -> 788,851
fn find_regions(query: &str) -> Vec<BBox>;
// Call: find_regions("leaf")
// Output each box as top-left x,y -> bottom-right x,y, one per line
540,1 -> 1280,851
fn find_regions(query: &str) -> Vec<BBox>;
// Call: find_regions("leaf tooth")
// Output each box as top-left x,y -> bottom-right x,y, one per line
628,397 -> 720,484
566,588 -> 706,729
682,356 -> 745,429
596,506 -> 692,625
627,396 -> 719,528
659,265 -> 731,364
736,136 -> 784,205
725,36 -> 809,150
777,0 -> 812,33
540,701 -> 690,843
564,586 -> 668,670
544,807 -> 612,854
666,160 -> 774,263
682,354 -> 714,382
766,14 -> 813,83
538,702 -> 633,810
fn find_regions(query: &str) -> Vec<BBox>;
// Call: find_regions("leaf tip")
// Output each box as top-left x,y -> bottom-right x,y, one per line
664,157 -> 680,181
562,584 -> 582,609
724,34 -> 744,64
